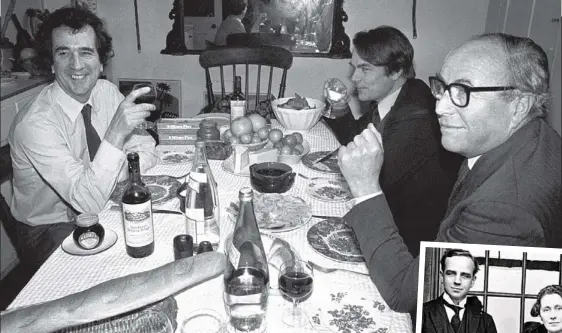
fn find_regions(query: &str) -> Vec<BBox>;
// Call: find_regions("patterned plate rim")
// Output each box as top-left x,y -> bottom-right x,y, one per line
110,175 -> 181,205
306,217 -> 365,263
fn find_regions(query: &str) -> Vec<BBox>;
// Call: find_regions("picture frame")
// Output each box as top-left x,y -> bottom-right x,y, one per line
118,78 -> 182,119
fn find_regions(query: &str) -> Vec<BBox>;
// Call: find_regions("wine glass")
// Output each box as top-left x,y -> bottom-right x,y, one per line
132,82 -> 158,130
131,308 -> 174,333
278,259 -> 314,327
323,77 -> 348,104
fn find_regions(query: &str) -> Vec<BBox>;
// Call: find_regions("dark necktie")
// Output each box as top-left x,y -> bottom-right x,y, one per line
81,104 -> 101,162
372,104 -> 381,128
448,159 -> 470,209
443,300 -> 462,333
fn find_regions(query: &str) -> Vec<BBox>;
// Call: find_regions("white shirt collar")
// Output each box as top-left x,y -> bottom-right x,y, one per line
467,155 -> 481,169
377,86 -> 402,120
51,81 -> 95,122
443,292 -> 468,308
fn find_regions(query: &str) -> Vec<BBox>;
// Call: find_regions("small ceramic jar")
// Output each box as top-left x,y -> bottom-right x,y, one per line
73,214 -> 105,250
197,119 -> 220,141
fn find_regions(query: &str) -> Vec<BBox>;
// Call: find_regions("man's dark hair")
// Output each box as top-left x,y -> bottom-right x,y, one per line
440,248 -> 479,276
531,284 -> 562,317
34,5 -> 114,71
353,26 -> 415,79
227,0 -> 247,16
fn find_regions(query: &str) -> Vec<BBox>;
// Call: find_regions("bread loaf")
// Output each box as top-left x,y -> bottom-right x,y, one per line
0,252 -> 226,333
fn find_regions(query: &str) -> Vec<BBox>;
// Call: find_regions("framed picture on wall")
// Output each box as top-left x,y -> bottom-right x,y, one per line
118,79 -> 181,120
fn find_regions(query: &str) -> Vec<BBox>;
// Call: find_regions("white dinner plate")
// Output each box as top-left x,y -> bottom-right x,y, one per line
307,178 -> 352,202
61,229 -> 118,256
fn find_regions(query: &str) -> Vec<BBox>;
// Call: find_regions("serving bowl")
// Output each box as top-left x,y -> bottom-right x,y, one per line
271,97 -> 324,133
277,140 -> 310,165
249,162 -> 295,193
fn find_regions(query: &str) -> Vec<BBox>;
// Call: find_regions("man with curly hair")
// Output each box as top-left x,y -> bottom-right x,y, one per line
7,6 -> 158,271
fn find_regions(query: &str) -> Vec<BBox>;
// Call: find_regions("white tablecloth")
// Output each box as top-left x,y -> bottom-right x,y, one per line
9,120 -> 412,333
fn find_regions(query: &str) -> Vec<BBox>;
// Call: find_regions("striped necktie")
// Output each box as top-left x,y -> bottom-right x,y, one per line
81,104 -> 101,162
372,104 -> 381,128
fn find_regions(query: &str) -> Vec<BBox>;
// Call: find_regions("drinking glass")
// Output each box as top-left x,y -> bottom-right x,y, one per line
132,82 -> 158,130
278,259 -> 314,327
131,308 -> 174,333
181,308 -> 225,333
323,77 -> 348,104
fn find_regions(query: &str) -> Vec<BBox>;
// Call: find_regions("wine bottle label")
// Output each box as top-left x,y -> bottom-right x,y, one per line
122,202 -> 154,247
187,172 -> 207,193
225,235 -> 241,268
230,100 -> 246,121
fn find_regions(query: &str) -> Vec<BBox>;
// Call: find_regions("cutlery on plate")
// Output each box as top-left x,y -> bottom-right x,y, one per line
312,147 -> 340,165
307,260 -> 370,276
109,206 -> 183,215
311,214 -> 339,219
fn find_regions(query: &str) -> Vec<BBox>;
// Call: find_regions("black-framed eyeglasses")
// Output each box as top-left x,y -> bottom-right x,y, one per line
429,76 -> 516,108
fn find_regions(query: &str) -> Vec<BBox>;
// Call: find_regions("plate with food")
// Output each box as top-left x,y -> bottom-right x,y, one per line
110,175 -> 182,206
307,178 -> 352,202
159,151 -> 194,165
307,217 -> 364,263
302,151 -> 341,174
227,193 -> 312,232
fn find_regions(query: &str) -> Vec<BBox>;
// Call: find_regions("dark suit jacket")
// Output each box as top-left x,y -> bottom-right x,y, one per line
324,78 -> 463,256
345,118 -> 562,313
422,296 -> 497,333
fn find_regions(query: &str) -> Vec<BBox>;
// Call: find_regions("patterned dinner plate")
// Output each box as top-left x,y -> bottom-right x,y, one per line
307,178 -> 352,202
159,150 -> 193,165
302,151 -> 341,174
228,193 -> 312,232
307,217 -> 364,263
110,175 -> 181,206
309,292 -> 392,333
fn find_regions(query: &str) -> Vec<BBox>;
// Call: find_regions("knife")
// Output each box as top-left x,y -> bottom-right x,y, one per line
109,206 -> 183,215
312,147 -> 340,165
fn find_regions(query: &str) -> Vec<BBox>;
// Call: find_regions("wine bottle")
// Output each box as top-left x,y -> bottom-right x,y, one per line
121,152 -> 155,258
184,140 -> 220,247
230,76 -> 246,122
223,187 -> 269,333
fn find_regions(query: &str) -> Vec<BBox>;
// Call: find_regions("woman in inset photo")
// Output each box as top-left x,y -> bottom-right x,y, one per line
529,285 -> 562,333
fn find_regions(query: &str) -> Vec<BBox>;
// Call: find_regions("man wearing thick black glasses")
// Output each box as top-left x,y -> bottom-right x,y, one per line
337,33 -> 562,314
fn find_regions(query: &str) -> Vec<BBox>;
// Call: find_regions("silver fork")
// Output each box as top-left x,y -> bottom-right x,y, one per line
307,260 -> 370,276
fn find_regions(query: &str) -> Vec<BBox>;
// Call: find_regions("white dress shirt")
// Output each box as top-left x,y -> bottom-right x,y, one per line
442,292 -> 467,323
9,80 -> 158,225
376,86 -> 402,121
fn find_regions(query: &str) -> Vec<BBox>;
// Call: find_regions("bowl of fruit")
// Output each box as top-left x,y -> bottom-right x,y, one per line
223,114 -> 271,151
271,94 -> 324,133
268,130 -> 310,165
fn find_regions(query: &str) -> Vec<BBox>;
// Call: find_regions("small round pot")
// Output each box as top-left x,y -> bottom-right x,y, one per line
249,162 -> 295,193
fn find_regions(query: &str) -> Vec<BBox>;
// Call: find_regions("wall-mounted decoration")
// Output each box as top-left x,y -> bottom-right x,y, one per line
118,79 -> 182,119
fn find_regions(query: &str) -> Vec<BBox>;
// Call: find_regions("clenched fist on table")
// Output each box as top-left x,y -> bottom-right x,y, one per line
337,123 -> 384,198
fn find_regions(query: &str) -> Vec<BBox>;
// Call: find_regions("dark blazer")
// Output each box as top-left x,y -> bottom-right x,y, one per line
324,78 -> 463,256
345,118 -> 562,313
422,296 -> 498,333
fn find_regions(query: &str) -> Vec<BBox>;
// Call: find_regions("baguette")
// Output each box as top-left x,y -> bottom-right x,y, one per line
0,252 -> 226,333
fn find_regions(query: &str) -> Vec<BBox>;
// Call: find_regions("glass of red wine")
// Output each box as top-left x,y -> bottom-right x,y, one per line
132,82 -> 157,130
278,259 -> 314,327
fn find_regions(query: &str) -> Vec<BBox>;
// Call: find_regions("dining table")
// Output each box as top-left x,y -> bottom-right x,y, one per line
7,119 -> 413,333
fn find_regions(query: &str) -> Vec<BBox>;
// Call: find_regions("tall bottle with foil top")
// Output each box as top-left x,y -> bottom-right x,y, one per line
223,187 -> 269,333
121,152 -> 154,258
184,140 -> 220,247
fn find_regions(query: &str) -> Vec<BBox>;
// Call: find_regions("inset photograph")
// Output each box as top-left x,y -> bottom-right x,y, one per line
417,242 -> 562,333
